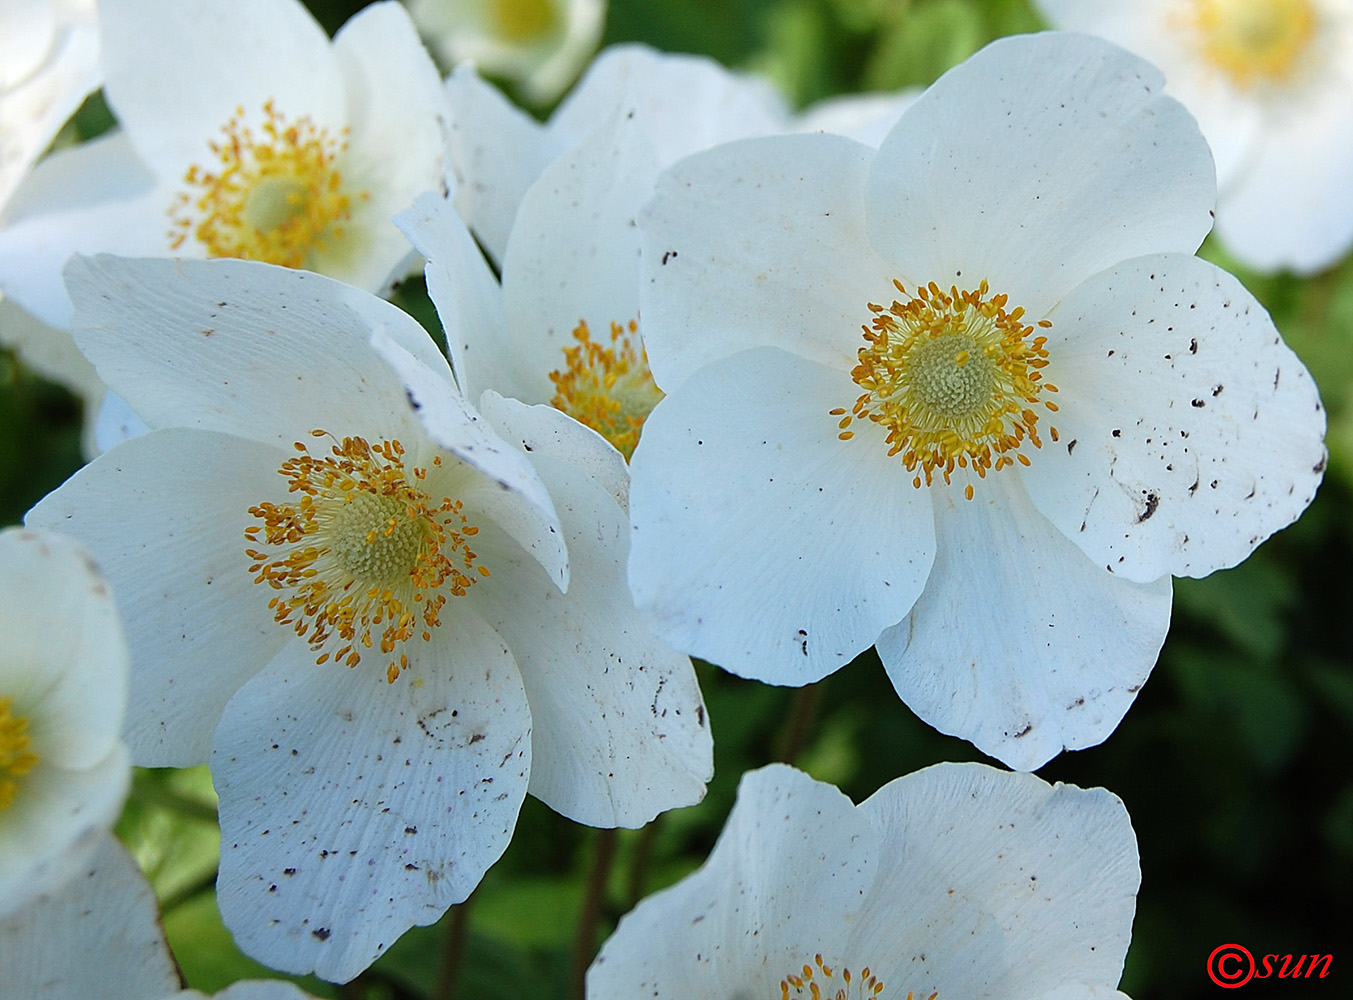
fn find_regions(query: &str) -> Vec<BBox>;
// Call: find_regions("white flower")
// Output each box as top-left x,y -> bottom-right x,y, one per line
0,526 -> 129,917
1034,0 -> 1353,274
445,43 -> 792,269
590,762 -> 1139,1000
29,253 -> 711,982
409,0 -> 605,105
409,47 -> 906,474
627,32 -> 1326,770
1,829 -> 321,1000
0,0 -> 100,217
0,0 -> 446,331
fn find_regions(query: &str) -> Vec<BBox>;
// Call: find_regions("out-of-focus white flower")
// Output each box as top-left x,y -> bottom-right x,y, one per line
1035,0 -> 1353,274
1,829 -> 321,1000
0,0 -> 447,331
409,0 -> 605,105
627,32 -> 1326,770
0,0 -> 100,217
29,253 -> 711,982
590,762 -> 1140,1000
0,526 -> 129,917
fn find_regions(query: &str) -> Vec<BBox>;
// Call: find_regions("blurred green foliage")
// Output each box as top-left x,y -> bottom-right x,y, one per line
1,1 -> 1349,998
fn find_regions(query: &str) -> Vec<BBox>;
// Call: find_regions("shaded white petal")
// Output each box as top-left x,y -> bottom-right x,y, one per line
329,1 -> 447,293
850,763 -> 1138,999
467,448 -> 710,828
628,348 -> 934,685
397,192 -> 532,404
550,44 -> 790,167
0,0 -> 100,213
876,477 -> 1171,771
794,89 -> 921,148
502,107 -> 658,396
1217,86 -> 1353,274
480,390 -> 629,515
64,255 -> 431,447
588,764 -> 875,998
99,0 -> 343,179
1023,254 -> 1326,582
867,32 -> 1216,316
212,984 -> 323,1000
370,324 -> 569,592
444,63 -> 556,265
0,528 -> 126,769
0,746 -> 129,917
27,428 -> 290,765
92,389 -> 150,455
0,832 -> 180,1000
214,615 -> 531,983
638,133 -> 891,391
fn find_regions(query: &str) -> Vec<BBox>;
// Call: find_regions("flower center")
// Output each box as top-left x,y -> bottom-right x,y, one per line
245,432 -> 488,684
490,0 -> 559,42
834,280 -> 1058,500
548,318 -> 664,461
169,99 -> 367,269
0,696 -> 39,811
1185,0 -> 1318,89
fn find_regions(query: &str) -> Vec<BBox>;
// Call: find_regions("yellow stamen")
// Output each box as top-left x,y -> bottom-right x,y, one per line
1183,0 -> 1318,90
245,433 -> 486,683
837,279 -> 1058,498
0,696 -> 39,811
490,0 -> 559,42
778,954 -> 936,1000
169,99 -> 368,268
548,318 -> 664,461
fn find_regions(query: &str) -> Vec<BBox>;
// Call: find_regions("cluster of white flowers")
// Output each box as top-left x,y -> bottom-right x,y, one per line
0,0 -> 1334,994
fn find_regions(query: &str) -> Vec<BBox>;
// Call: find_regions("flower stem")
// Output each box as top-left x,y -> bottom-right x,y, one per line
571,826 -> 619,999
433,894 -> 474,1000
775,678 -> 828,764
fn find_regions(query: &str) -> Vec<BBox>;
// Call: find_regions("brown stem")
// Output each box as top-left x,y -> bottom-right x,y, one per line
626,817 -> 663,909
432,894 -> 474,1000
570,827 -> 619,1000
775,679 -> 828,765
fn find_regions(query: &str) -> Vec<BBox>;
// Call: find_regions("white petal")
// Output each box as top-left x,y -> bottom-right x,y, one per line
99,0 -> 343,179
444,63 -> 557,266
866,32 -> 1216,317
628,347 -> 934,685
0,0 -> 101,213
588,764 -> 875,999
0,527 -> 126,769
64,255 -> 431,448
0,833 -> 180,1000
1031,0 -> 1263,188
213,614 -> 531,983
850,763 -> 1138,999
638,133 -> 891,391
329,1 -> 447,293
549,44 -> 789,168
397,192 -> 533,404
212,984 -> 322,1000
27,428 -> 291,765
92,389 -> 150,455
793,88 -> 921,148
370,324 -> 569,593
466,448 -> 710,828
1216,85 -> 1353,274
501,107 -> 659,396
480,390 -> 630,515
1022,253 -> 1326,582
0,747 -> 130,917
875,477 -> 1172,771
